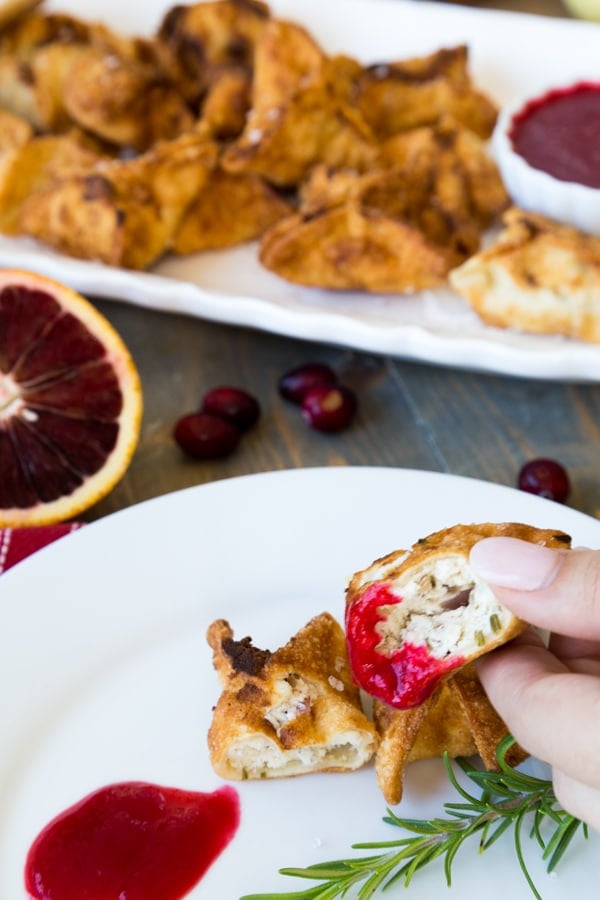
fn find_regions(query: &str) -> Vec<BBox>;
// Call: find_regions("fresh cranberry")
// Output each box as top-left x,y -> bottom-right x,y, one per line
517,457 -> 570,503
278,363 -> 338,404
201,386 -> 260,430
301,384 -> 357,432
174,412 -> 241,459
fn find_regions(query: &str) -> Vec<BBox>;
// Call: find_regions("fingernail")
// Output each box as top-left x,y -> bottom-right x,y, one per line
469,537 -> 565,590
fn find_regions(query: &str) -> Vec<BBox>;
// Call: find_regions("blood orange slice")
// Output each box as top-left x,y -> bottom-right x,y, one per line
0,269 -> 142,526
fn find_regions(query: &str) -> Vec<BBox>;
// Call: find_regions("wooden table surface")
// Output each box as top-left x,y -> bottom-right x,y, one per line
84,0 -> 600,525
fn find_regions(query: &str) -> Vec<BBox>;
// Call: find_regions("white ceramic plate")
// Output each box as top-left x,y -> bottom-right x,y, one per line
1,466 -> 599,899
1,0 -> 599,381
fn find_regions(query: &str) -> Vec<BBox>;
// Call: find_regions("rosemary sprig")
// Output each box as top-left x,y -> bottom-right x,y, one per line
240,736 -> 588,900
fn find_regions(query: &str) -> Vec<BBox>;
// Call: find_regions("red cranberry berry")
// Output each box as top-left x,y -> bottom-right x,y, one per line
517,457 -> 570,503
174,412 -> 241,459
201,386 -> 260,430
278,363 -> 338,404
301,384 -> 357,432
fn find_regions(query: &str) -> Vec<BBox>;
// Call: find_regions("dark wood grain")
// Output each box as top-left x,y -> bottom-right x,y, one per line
440,0 -> 568,16
87,296 -> 600,525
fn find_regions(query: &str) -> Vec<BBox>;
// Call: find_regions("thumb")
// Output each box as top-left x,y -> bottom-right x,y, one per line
469,538 -> 600,641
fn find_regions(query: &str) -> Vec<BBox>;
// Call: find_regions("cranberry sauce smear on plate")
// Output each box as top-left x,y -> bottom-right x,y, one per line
509,81 -> 600,188
24,781 -> 240,900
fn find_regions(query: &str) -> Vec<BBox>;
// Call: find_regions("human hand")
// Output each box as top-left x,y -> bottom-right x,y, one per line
469,536 -> 600,831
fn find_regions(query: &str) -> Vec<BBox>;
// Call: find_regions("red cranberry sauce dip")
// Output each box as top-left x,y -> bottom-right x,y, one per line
345,582 -> 464,709
509,81 -> 600,189
24,781 -> 240,900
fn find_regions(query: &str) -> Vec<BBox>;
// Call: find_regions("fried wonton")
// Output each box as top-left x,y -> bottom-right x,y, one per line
450,207 -> 600,343
260,114 -> 509,292
380,117 -> 509,229
345,522 -> 571,710
156,0 -> 270,107
259,203 -> 470,293
0,132 -> 102,234
260,156 -> 484,293
207,613 -> 376,780
17,134 -> 218,268
223,86 -> 377,187
0,11 -> 165,135
0,1 -> 509,290
173,164 -> 293,253
221,18 -> 378,187
354,45 -> 498,140
60,47 -> 194,151
374,665 -> 528,805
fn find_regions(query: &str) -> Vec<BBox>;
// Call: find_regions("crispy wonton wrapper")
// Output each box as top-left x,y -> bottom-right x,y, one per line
0,106 -> 32,155
354,45 -> 498,140
61,46 -> 194,151
374,664 -> 528,805
450,207 -> 600,343
196,67 -> 252,141
156,0 -> 270,105
207,613 -> 376,780
259,203 -> 466,292
173,164 -> 293,253
221,18 -> 378,187
0,132 -> 102,234
380,116 -> 509,230
259,114 -> 511,293
16,134 -> 218,268
0,14 -> 165,138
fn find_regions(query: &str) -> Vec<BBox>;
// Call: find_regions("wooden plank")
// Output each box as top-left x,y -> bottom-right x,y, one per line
88,299 -> 600,524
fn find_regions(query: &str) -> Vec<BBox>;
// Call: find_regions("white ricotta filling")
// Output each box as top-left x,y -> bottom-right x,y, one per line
264,675 -> 317,731
377,554 -> 508,659
226,731 -> 372,778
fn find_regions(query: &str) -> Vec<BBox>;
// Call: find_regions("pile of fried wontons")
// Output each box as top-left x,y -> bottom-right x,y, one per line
0,0 -> 509,289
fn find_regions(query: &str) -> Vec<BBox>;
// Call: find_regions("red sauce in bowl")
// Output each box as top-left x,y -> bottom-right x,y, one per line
24,781 -> 240,900
509,81 -> 600,189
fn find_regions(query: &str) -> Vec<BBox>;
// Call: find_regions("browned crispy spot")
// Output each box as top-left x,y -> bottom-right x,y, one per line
222,635 -> 272,676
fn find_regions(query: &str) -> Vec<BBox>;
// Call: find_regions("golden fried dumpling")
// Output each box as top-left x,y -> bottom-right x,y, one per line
173,164 -> 293,253
221,18 -> 378,187
0,132 -> 102,234
380,117 -> 509,229
374,664 -> 528,805
345,522 -> 572,709
16,134 -> 218,268
61,46 -> 194,151
259,204 -> 466,293
450,207 -> 600,343
354,45 -> 498,140
206,613 -> 376,780
260,154 -> 486,293
196,68 -> 252,140
156,0 -> 270,105
0,107 -> 33,155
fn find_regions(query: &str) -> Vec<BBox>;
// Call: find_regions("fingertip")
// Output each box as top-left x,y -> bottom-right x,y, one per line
471,542 -> 600,640
469,537 -> 565,590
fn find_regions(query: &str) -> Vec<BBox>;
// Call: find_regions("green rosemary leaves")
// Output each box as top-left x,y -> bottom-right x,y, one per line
241,736 -> 588,900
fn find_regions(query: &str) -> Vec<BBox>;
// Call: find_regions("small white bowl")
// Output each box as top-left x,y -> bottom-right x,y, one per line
493,84 -> 600,236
